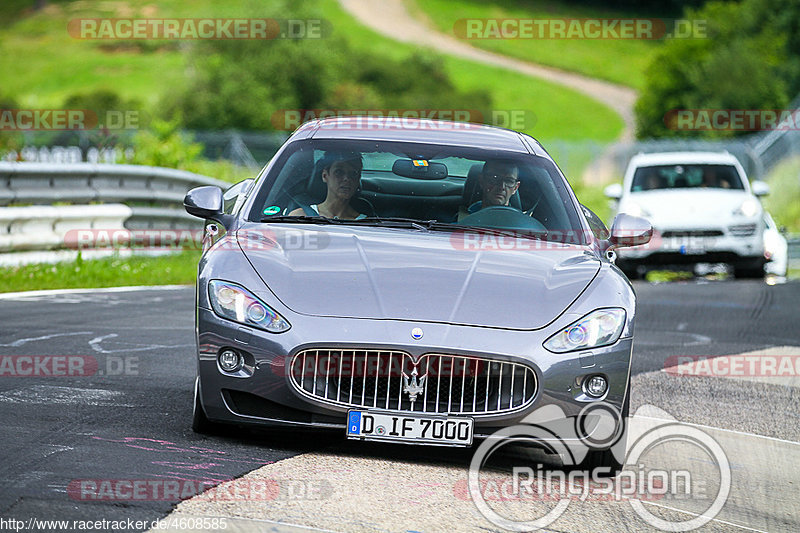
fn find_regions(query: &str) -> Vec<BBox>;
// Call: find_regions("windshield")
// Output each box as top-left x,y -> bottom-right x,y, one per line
248,139 -> 585,244
631,164 -> 745,192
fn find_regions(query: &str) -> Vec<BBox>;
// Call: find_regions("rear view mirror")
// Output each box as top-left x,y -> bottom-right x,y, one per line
392,159 -> 448,180
609,213 -> 652,248
604,183 -> 623,199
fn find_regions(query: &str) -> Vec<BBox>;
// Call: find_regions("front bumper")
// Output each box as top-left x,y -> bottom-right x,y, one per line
195,307 -> 633,439
618,225 -> 764,267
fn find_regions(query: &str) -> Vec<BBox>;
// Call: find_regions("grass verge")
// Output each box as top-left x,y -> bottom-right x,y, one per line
2,0 -> 623,143
319,0 -> 623,142
0,250 -> 200,293
407,0 -> 659,90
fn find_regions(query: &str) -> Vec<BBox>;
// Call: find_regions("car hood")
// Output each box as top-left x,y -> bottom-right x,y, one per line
237,224 -> 600,330
624,189 -> 755,225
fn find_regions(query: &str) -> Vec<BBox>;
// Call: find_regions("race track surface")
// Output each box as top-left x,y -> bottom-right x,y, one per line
0,280 -> 798,532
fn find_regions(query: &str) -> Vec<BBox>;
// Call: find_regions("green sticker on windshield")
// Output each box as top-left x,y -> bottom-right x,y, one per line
263,206 -> 281,215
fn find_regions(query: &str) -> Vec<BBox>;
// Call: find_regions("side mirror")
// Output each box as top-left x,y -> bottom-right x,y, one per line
604,183 -> 623,199
184,186 -> 224,221
609,213 -> 652,248
751,181 -> 770,197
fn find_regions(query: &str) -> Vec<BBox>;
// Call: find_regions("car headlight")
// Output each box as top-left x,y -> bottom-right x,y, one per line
733,198 -> 760,218
543,308 -> 626,353
623,202 -> 650,218
208,280 -> 291,333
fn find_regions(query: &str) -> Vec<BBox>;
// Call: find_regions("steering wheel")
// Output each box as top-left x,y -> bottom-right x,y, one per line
459,205 -> 547,232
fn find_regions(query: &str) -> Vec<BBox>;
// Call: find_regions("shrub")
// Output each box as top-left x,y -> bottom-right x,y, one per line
635,0 -> 798,139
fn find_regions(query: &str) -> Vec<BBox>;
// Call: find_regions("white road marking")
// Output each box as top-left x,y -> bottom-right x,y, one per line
0,385 -> 134,407
635,414 -> 800,446
0,285 -> 189,300
636,500 -> 769,533
0,331 -> 93,347
88,333 -> 192,354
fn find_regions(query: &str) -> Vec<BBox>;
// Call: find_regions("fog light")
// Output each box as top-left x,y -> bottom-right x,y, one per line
584,375 -> 608,398
219,349 -> 243,373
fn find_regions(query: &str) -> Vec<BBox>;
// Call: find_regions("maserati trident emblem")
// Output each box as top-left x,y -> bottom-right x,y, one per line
411,327 -> 423,340
402,366 -> 426,403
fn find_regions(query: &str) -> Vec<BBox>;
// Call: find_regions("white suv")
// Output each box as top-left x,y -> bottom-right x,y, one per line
604,151 -> 770,278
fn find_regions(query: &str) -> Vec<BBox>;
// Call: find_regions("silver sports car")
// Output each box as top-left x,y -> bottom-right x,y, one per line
184,117 -> 652,470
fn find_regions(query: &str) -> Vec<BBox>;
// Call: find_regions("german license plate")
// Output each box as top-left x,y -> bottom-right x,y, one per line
346,410 -> 473,446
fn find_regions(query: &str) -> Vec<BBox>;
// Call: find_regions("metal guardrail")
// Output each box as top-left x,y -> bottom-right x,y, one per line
0,162 -> 227,205
0,162 -> 230,229
0,163 -> 234,261
0,204 -> 132,253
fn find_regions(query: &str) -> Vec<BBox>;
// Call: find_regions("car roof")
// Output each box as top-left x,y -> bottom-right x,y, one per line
293,116 -> 532,153
628,151 -> 741,167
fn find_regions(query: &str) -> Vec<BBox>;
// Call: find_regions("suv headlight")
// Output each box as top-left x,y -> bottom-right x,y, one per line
544,308 -> 626,353
733,198 -> 760,218
208,280 -> 291,333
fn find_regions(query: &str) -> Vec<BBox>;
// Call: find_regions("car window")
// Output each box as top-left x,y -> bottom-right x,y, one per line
581,205 -> 609,240
248,138 -> 586,244
631,164 -> 745,192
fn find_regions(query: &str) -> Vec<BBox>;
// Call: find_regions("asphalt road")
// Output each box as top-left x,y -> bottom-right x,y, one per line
0,280 -> 798,532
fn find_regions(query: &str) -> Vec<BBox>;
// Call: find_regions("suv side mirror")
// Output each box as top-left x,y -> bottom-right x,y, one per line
184,186 -> 224,221
609,213 -> 653,248
751,181 -> 770,197
604,183 -> 623,199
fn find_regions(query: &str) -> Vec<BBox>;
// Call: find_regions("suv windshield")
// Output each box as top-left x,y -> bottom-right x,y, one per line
249,139 -> 585,244
631,164 -> 744,192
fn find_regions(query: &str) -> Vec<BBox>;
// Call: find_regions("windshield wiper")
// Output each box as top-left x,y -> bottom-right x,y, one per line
260,215 -> 441,230
351,216 -> 443,231
260,215 -> 349,224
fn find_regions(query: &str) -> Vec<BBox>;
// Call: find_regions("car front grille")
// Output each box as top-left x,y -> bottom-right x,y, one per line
288,349 -> 537,415
728,224 -> 757,237
661,229 -> 724,238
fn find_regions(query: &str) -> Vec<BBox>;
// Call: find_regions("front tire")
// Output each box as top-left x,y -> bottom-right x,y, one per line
579,448 -> 624,474
733,266 -> 764,279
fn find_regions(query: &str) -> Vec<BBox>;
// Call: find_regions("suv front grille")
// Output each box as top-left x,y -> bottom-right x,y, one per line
288,349 -> 537,415
661,229 -> 724,238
